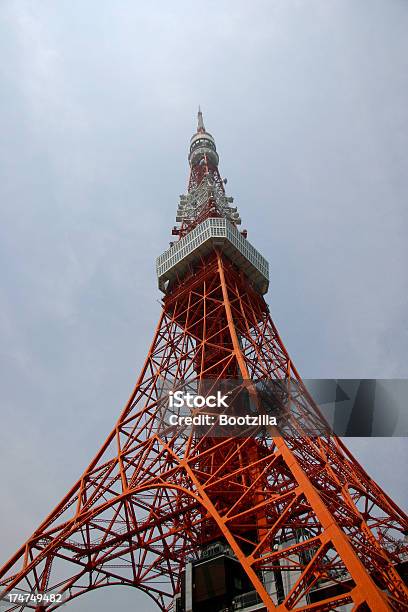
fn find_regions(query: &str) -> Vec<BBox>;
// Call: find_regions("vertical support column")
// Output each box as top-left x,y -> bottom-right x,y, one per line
185,561 -> 193,612
217,253 -> 249,381
216,252 -> 276,606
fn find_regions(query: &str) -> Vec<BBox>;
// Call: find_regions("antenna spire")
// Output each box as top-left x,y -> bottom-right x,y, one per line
197,106 -> 205,133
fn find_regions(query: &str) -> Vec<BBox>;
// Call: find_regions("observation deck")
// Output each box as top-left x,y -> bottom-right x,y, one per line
156,217 -> 269,295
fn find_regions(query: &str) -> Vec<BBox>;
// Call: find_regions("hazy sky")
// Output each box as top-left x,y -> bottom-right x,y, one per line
1,1 -> 407,610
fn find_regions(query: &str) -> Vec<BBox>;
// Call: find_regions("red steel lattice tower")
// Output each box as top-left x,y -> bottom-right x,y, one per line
1,111 -> 408,611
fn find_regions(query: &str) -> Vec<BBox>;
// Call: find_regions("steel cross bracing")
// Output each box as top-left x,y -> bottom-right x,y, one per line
0,111 -> 407,612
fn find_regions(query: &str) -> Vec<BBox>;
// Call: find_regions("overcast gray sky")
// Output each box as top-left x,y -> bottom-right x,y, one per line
1,1 -> 407,610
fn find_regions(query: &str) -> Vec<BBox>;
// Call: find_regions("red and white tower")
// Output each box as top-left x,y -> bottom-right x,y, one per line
0,111 -> 407,611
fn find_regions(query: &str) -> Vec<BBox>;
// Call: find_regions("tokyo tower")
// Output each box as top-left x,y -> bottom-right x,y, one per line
1,110 -> 407,611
